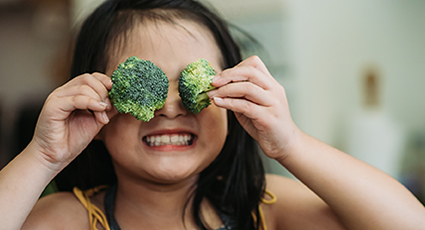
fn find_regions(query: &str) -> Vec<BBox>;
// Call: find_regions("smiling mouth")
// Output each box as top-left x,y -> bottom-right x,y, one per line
143,133 -> 195,147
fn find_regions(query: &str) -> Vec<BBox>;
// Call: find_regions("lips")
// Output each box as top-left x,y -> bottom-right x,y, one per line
142,133 -> 195,147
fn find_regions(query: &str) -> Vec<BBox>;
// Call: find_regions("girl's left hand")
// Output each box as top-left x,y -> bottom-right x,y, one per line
208,56 -> 299,160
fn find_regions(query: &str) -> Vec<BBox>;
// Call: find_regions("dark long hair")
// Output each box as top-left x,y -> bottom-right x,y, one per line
55,1 -> 265,229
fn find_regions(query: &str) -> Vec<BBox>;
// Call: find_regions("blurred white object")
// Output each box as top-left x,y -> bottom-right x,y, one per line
348,109 -> 405,179
347,68 -> 405,179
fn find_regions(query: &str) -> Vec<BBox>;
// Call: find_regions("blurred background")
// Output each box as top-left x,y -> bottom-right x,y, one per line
1,0 -> 425,202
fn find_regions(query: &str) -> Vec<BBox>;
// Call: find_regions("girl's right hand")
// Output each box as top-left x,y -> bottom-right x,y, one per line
29,73 -> 116,171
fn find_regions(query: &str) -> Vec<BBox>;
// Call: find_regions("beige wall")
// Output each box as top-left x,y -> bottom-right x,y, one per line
208,0 -> 425,177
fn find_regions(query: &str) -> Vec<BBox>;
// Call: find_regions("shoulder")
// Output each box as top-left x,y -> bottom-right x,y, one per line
22,191 -> 90,230
262,174 -> 346,230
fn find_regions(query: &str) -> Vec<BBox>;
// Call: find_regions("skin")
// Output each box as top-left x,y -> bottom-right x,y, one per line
0,18 -> 424,230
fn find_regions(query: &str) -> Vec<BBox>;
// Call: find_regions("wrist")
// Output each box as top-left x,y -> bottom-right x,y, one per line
273,127 -> 307,166
25,140 -> 68,175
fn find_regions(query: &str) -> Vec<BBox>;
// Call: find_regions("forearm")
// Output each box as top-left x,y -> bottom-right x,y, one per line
0,142 -> 59,230
279,129 -> 425,230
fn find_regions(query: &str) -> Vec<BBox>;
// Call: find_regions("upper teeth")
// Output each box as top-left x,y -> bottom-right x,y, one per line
145,134 -> 192,146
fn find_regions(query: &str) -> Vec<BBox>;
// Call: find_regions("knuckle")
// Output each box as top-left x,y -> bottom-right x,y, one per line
243,83 -> 258,96
248,55 -> 262,64
91,72 -> 102,76
233,100 -> 251,113
241,102 -> 252,113
78,84 -> 92,95
244,65 -> 256,74
92,72 -> 107,80
218,69 -> 231,80
80,74 -> 98,86
72,94 -> 82,102
244,82 -> 255,91
79,73 -> 92,81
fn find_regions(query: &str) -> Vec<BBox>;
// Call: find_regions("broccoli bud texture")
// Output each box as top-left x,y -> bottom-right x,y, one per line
109,56 -> 169,122
178,58 -> 216,114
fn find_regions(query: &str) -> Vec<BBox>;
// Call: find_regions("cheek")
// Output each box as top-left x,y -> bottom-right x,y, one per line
99,115 -> 140,152
201,107 -> 228,146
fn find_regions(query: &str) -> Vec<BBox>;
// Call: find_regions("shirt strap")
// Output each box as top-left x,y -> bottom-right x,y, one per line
261,189 -> 277,204
253,189 -> 277,230
73,186 -> 110,230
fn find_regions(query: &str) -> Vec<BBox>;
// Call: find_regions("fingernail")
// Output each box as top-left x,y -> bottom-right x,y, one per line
102,112 -> 109,123
99,102 -> 108,108
104,99 -> 112,110
207,89 -> 218,98
213,97 -> 223,104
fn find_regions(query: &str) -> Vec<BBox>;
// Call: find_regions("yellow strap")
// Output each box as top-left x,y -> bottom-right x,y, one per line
74,187 -> 276,230
252,190 -> 277,230
261,190 -> 277,204
73,187 -> 110,230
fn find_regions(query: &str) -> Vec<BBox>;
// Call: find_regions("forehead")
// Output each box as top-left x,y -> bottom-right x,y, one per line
106,19 -> 223,76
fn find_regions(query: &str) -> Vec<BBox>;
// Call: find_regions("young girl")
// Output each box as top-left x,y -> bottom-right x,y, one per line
1,0 -> 424,229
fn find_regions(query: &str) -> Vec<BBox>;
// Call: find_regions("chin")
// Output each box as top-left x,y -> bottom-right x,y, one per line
148,172 -> 198,185
145,164 -> 204,185
141,154 -> 214,183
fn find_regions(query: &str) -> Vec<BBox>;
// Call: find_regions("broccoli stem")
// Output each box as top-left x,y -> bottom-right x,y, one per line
196,92 -> 210,104
196,85 -> 216,103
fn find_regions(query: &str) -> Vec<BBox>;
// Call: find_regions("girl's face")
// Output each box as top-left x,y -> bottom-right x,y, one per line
100,19 -> 227,184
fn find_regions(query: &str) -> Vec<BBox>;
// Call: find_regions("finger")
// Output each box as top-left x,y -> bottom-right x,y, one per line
91,72 -> 113,90
65,74 -> 111,102
94,111 -> 109,124
212,97 -> 263,119
213,65 -> 275,90
208,82 -> 273,106
56,80 -> 112,110
55,84 -> 104,103
213,66 -> 267,89
84,73 -> 113,109
91,106 -> 118,125
59,95 -> 108,113
214,55 -> 274,87
237,55 -> 271,76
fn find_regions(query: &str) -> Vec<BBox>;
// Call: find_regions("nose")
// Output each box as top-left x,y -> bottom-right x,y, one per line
155,83 -> 187,119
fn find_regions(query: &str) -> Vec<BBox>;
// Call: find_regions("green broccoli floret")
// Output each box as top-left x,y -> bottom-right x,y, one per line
109,56 -> 169,122
178,58 -> 216,114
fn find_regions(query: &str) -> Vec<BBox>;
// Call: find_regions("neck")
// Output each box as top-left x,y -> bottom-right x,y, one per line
113,174 -> 200,229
